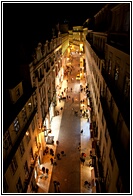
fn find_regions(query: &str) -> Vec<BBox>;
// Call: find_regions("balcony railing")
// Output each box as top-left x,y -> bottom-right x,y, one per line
23,147 -> 40,192
100,95 -> 130,192
101,68 -> 130,130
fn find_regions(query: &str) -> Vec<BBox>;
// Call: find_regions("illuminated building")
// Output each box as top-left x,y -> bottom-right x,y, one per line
84,3 -> 130,192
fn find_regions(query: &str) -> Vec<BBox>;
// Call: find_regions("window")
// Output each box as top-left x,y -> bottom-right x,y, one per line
98,103 -> 100,113
123,75 -> 130,98
116,174 -> 125,192
25,129 -> 31,144
14,117 -> 20,132
102,113 -> 104,126
3,130 -> 12,150
110,97 -> 114,111
114,65 -> 120,81
35,136 -> 37,147
102,145 -> 106,165
105,127 -> 109,144
24,161 -> 29,176
10,156 -> 18,175
99,130 -> 102,147
94,126 -> 98,138
19,141 -> 25,157
16,177 -> 23,193
3,176 -> 8,193
123,10 -> 130,32
114,57 -> 120,81
108,59 -> 112,75
30,148 -> 34,160
22,107 -> 27,122
28,100 -> 32,112
117,113 -> 123,134
109,145 -> 115,168
32,120 -> 35,132
16,88 -> 20,98
106,167 -> 111,191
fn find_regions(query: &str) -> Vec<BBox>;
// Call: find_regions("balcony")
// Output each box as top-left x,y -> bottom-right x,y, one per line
101,68 -> 130,130
107,32 -> 130,55
23,150 -> 40,192
100,96 -> 130,192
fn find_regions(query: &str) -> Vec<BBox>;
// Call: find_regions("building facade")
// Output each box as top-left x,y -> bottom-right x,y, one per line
3,31 -> 69,193
84,3 -> 130,193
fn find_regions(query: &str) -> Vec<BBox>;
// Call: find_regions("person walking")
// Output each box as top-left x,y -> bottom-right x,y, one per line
57,153 -> 61,160
56,140 -> 59,146
53,181 -> 57,193
61,151 -> 65,156
53,157 -> 57,165
80,157 -> 85,165
46,168 -> 49,175
42,167 -> 45,174
57,182 -> 60,193
50,157 -> 54,165
81,129 -> 83,134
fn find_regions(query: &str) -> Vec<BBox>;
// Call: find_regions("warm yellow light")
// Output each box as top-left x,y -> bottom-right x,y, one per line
26,131 -> 29,136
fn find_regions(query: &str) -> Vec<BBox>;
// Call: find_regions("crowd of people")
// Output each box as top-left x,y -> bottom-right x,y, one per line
37,52 -> 93,193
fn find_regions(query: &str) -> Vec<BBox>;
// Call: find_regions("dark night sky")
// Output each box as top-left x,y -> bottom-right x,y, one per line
3,2 -> 107,69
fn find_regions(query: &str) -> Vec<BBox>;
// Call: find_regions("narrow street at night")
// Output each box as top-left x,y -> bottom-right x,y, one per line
3,3 -> 130,193
36,53 -> 94,193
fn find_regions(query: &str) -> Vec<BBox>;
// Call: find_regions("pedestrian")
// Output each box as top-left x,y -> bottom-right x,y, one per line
57,153 -> 61,160
42,167 -> 45,174
50,148 -> 54,156
72,97 -> 74,102
82,158 -> 85,165
46,168 -> 49,175
50,157 -> 54,165
57,182 -> 60,192
53,157 -> 57,165
52,140 -> 54,145
56,140 -> 59,145
71,88 -> 72,92
61,151 -> 65,156
82,152 -> 85,157
52,149 -> 54,156
80,157 -> 85,165
53,181 -> 57,193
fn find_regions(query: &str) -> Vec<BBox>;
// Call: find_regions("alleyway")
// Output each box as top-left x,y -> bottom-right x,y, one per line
36,53 -> 95,193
